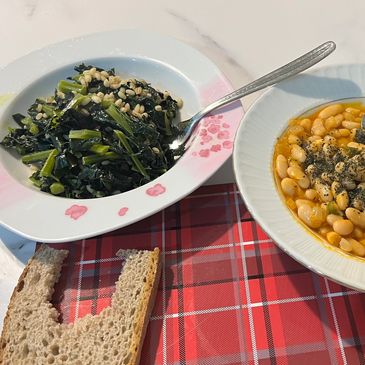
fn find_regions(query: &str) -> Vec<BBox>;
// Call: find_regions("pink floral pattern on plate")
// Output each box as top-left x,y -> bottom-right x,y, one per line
199,149 -> 210,158
146,183 -> 166,196
207,124 -> 220,134
223,140 -> 233,149
217,130 -> 230,140
210,144 -> 222,152
118,207 -> 129,216
201,135 -> 212,144
65,205 -> 88,220
194,114 -> 233,157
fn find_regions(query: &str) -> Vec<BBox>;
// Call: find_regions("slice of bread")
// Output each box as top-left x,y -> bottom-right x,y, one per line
0,244 -> 161,365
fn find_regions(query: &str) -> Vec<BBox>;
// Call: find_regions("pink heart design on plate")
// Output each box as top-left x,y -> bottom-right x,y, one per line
118,207 -> 129,216
146,183 -> 166,196
65,205 -> 88,220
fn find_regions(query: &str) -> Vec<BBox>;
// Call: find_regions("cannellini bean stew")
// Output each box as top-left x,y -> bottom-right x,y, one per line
274,102 -> 365,259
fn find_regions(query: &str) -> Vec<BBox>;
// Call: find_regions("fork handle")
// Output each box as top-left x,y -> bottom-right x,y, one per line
189,41 -> 336,127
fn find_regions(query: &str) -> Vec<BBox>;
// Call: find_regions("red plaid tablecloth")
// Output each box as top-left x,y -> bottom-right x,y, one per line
43,183 -> 365,365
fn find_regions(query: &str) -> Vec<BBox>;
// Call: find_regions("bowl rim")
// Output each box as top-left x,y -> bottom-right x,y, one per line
233,63 -> 365,291
0,29 -> 244,242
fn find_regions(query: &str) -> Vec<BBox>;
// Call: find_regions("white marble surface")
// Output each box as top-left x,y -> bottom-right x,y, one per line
1,0 -> 365,329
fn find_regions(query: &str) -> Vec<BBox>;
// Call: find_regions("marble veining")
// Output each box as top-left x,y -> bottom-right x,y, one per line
24,0 -> 38,17
167,9 -> 249,72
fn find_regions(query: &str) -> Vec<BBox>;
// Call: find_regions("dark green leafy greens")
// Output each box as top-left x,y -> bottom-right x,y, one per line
1,64 -> 183,198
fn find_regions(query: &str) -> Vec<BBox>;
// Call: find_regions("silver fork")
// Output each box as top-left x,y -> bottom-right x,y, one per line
169,41 -> 336,150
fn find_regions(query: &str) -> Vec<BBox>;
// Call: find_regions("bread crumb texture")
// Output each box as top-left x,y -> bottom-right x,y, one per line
0,245 -> 161,365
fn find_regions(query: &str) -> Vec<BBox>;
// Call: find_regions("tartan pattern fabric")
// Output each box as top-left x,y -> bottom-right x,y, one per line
44,183 -> 365,365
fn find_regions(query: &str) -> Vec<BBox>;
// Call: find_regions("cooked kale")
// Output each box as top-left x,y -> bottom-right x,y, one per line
1,64 -> 183,198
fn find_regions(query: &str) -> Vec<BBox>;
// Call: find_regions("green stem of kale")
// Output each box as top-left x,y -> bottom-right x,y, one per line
114,129 -> 149,178
106,104 -> 133,135
82,151 -> 121,165
22,149 -> 55,164
40,149 -> 59,177
69,129 -> 101,140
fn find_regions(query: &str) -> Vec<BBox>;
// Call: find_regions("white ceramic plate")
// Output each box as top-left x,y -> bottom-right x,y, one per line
233,64 -> 365,291
0,30 -> 243,243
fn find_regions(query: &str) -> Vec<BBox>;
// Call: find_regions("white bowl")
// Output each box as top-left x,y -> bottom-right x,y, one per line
0,30 -> 243,242
233,64 -> 365,291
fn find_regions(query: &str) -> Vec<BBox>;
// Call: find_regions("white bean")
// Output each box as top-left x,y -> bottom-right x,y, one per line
308,135 -> 322,142
327,214 -> 342,226
347,142 -> 365,150
336,191 -> 349,210
298,176 -> 310,189
346,107 -> 361,116
335,114 -> 344,123
319,225 -> 332,235
309,139 -> 324,152
323,135 -> 337,144
348,238 -> 365,257
291,144 -> 306,163
287,166 -> 306,180
315,182 -> 333,202
288,125 -> 304,136
353,227 -> 363,240
289,159 -> 300,168
345,207 -> 365,229
339,238 -> 352,252
299,118 -> 311,131
326,231 -> 341,246
350,128 -> 358,140
311,118 -> 326,136
331,181 -> 341,197
298,205 -> 325,228
323,143 -> 335,157
318,104 -> 344,119
343,112 -> 355,121
305,189 -> 318,200
281,178 -> 299,197
333,219 -> 354,235
342,120 -> 360,130
288,134 -> 301,144
335,162 -> 345,174
276,155 -> 288,179
295,199 -> 313,208
325,117 -> 341,130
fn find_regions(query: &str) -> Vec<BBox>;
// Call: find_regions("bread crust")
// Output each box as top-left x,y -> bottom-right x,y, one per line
0,245 -> 161,365
128,247 -> 161,365
0,245 -> 49,364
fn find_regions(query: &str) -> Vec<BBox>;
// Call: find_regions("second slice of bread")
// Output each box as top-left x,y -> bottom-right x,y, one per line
0,244 -> 161,365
